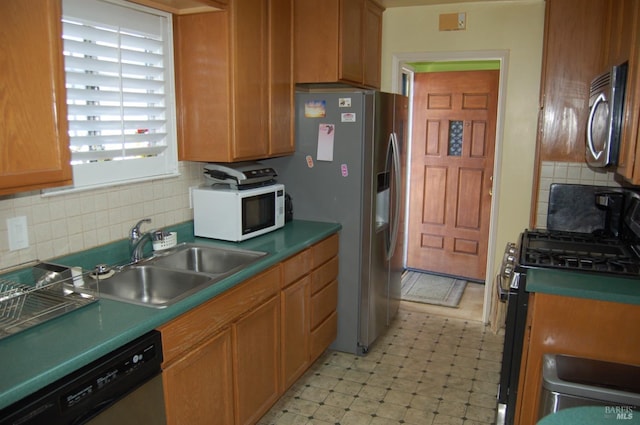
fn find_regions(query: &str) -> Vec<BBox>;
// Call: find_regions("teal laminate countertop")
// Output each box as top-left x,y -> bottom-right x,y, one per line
526,268 -> 640,305
0,219 -> 341,410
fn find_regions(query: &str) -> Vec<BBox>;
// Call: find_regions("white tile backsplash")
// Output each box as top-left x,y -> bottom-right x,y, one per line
0,161 -> 203,271
536,161 -> 621,229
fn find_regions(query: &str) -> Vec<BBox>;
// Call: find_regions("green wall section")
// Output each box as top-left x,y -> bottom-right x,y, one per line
408,60 -> 500,73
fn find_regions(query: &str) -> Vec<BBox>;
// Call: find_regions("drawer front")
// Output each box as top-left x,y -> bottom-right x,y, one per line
160,265 -> 280,365
310,279 -> 338,329
310,256 -> 338,294
282,248 -> 312,288
310,311 -> 337,361
311,233 -> 339,267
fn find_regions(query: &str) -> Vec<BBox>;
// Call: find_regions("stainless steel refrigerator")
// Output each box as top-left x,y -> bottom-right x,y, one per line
264,89 -> 408,355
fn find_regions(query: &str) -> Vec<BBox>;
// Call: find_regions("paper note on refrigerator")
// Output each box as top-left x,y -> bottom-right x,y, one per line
317,123 -> 335,161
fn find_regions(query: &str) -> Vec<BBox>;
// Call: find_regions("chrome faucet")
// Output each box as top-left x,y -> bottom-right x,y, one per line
129,218 -> 152,262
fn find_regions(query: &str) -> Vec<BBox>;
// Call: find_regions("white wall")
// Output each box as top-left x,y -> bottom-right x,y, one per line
0,162 -> 201,271
381,0 -> 545,276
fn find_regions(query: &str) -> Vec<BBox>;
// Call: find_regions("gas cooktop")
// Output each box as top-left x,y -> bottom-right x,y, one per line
518,229 -> 640,276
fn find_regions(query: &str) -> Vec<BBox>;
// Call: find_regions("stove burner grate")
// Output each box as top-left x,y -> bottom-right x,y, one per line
523,248 -> 640,274
519,230 -> 640,276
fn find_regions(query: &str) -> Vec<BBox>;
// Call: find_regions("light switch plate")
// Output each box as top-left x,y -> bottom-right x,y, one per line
7,216 -> 29,251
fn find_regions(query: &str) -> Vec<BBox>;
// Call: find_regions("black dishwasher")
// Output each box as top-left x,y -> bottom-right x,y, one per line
0,330 -> 165,425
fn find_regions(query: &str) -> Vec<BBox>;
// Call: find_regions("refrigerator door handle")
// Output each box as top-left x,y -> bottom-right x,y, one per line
386,132 -> 401,260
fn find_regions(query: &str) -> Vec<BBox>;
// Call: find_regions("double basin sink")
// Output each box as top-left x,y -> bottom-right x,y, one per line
96,244 -> 267,308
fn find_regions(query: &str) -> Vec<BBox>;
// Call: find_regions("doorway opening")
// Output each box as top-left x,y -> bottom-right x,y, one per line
392,51 -> 509,323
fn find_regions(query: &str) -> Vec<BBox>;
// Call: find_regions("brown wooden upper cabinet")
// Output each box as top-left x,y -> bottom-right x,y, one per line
536,0 -> 610,164
174,0 -> 294,163
536,0 -> 640,186
0,0 -> 72,196
294,0 -> 384,89
610,0 -> 640,185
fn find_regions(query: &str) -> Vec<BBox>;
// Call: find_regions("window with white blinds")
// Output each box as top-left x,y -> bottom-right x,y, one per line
58,0 -> 178,192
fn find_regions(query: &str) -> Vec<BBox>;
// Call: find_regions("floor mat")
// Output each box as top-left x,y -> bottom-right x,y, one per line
401,270 -> 467,308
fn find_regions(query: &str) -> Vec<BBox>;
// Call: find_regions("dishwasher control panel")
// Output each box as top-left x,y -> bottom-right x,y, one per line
61,336 -> 161,412
0,331 -> 163,425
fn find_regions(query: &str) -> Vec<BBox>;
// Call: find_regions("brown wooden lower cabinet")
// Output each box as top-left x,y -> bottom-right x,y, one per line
309,280 -> 338,361
280,275 -> 310,391
311,279 -> 338,329
163,328 -> 234,425
310,311 -> 338,361
159,233 -> 339,425
308,236 -> 339,363
233,296 -> 281,425
280,234 -> 339,391
515,293 -> 640,424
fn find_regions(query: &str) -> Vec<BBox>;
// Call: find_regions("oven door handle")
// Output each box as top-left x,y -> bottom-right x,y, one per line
495,274 -> 510,302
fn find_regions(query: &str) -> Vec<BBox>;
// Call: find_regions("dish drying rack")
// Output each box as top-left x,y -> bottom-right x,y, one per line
0,263 -> 98,340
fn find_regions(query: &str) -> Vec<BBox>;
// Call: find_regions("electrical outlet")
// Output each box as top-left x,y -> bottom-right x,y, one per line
7,216 -> 29,251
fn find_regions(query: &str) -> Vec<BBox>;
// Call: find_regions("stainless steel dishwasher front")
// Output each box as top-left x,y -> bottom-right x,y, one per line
87,373 -> 166,425
538,354 -> 640,421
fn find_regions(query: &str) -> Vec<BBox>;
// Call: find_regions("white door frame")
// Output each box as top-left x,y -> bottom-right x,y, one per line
399,63 -> 415,270
391,50 -> 509,324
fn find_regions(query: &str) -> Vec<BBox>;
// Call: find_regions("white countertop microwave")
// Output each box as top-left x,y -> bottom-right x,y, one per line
193,183 -> 285,241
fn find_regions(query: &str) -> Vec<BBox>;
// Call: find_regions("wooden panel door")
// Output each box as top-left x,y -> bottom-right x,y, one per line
163,328 -> 234,425
407,70 -> 499,281
233,296 -> 280,425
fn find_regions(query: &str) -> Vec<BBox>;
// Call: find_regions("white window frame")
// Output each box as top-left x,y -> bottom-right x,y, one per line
47,0 -> 178,195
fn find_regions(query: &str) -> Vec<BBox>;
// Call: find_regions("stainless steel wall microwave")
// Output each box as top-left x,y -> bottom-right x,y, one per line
586,61 -> 628,167
193,183 -> 285,242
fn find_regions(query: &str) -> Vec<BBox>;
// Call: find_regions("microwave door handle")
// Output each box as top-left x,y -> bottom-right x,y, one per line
587,92 -> 606,160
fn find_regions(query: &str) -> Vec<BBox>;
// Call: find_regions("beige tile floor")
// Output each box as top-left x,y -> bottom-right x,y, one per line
259,292 -> 504,425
